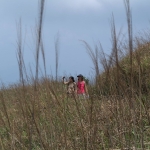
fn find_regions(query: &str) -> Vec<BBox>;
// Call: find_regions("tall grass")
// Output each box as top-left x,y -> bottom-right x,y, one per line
0,0 -> 150,149
55,32 -> 60,81
35,0 -> 45,85
1,82 -> 150,149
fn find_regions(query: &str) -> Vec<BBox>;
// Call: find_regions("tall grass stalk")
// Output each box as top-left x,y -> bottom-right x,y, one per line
35,0 -> 45,84
41,39 -> 47,77
111,14 -> 120,95
55,32 -> 60,81
124,0 -> 133,98
82,40 -> 99,85
16,19 -> 26,87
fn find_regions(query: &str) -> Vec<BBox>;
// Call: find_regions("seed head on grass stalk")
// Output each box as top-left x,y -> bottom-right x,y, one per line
35,0 -> 45,88
41,39 -> 47,77
55,32 -> 60,82
124,0 -> 133,99
81,40 -> 100,85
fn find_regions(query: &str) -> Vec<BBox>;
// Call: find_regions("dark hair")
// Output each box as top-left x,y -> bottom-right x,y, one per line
77,74 -> 84,81
69,76 -> 75,82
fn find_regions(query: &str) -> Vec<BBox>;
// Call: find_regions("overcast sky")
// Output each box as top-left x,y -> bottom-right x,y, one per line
0,0 -> 150,85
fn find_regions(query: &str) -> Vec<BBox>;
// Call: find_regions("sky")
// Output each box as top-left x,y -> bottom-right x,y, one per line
0,0 -> 150,85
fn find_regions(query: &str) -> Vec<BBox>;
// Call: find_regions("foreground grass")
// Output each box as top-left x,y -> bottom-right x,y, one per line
0,79 -> 150,150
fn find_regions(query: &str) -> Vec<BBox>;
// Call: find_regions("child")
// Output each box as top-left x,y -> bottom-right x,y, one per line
77,74 -> 89,99
62,76 -> 77,97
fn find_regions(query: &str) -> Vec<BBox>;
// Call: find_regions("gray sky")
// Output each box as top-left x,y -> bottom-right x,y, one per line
0,0 -> 150,84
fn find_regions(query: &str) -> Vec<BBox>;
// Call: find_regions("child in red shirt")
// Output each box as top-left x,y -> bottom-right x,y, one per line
77,74 -> 89,99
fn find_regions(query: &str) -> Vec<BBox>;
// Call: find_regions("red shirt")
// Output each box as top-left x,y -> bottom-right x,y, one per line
77,81 -> 85,94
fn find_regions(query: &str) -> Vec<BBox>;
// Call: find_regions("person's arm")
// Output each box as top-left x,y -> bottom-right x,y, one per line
84,81 -> 89,98
62,77 -> 69,85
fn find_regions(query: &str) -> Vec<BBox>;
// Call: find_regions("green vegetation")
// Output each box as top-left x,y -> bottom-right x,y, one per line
1,75 -> 150,149
0,0 -> 150,149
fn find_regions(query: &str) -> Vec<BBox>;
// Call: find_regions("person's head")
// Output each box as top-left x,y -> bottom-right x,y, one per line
69,76 -> 75,82
77,74 -> 84,81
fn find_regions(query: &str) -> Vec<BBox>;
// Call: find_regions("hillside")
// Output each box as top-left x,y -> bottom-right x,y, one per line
97,41 -> 150,97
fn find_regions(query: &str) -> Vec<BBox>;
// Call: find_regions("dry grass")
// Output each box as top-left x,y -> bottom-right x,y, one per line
0,83 -> 150,149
